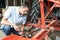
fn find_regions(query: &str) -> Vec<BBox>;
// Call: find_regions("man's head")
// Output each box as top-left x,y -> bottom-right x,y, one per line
19,5 -> 30,15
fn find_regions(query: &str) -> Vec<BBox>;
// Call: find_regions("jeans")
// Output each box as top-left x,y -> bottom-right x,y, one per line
2,25 -> 20,36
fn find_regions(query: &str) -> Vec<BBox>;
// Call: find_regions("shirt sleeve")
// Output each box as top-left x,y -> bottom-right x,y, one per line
22,16 -> 27,24
3,7 -> 12,18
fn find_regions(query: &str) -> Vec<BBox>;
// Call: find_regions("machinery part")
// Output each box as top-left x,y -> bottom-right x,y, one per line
2,34 -> 37,40
28,0 -> 40,23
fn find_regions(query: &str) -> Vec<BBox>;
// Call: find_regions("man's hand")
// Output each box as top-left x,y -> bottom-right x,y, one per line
12,24 -> 20,31
21,24 -> 25,31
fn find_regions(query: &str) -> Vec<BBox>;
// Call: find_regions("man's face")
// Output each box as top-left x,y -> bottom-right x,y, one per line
19,7 -> 29,15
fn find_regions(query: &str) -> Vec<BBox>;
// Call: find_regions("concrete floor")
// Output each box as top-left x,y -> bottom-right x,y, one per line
0,22 -> 6,40
0,29 -> 60,40
49,31 -> 60,40
0,30 -> 6,39
0,30 -> 51,40
0,22 -> 60,40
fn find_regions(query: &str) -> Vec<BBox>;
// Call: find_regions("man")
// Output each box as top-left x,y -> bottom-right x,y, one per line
1,5 -> 30,36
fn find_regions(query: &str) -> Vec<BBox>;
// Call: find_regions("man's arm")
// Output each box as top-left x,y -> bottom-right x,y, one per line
21,24 -> 25,31
1,8 -> 20,31
21,16 -> 27,31
1,7 -> 13,26
1,16 -> 20,31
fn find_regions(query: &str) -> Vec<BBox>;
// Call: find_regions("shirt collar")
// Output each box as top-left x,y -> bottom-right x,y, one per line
16,7 -> 27,17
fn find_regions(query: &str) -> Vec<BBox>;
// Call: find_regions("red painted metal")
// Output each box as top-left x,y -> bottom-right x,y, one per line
2,29 -> 50,40
39,0 -> 45,28
33,29 -> 50,40
48,0 -> 60,4
47,0 -> 60,31
45,4 -> 55,19
2,34 -> 37,40
46,20 -> 56,28
54,27 -> 60,31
